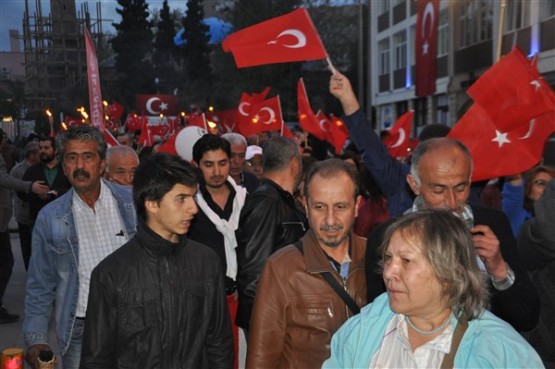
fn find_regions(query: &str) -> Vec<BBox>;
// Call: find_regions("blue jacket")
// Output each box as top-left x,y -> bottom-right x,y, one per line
502,181 -> 532,236
323,293 -> 544,369
23,180 -> 137,354
343,109 -> 413,217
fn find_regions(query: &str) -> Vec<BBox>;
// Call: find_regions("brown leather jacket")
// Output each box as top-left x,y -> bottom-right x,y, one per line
246,230 -> 367,369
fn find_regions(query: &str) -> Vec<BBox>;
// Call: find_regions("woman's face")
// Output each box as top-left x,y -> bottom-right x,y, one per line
529,171 -> 553,202
383,231 -> 447,318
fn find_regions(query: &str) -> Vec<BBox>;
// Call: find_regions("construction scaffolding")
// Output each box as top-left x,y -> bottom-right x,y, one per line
22,0 -> 107,114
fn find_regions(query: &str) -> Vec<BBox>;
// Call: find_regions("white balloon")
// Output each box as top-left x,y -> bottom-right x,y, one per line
175,126 -> 208,162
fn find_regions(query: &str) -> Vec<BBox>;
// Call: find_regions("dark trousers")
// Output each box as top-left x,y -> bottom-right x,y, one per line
0,231 -> 13,305
17,223 -> 32,271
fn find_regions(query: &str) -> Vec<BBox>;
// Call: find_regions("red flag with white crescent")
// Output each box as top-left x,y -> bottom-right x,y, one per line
136,95 -> 180,116
384,111 -> 413,159
415,0 -> 439,97
238,96 -> 283,137
84,28 -> 105,130
222,8 -> 327,68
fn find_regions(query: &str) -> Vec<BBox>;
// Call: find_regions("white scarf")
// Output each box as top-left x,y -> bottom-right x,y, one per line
195,176 -> 247,280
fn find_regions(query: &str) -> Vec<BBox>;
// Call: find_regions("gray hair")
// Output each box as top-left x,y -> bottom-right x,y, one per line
410,137 -> 473,187
263,136 -> 301,172
57,126 -> 107,161
221,132 -> 247,147
381,209 -> 489,321
304,158 -> 360,200
23,141 -> 40,158
106,145 -> 139,173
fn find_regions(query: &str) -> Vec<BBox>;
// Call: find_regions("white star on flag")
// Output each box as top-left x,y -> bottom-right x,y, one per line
159,102 -> 168,111
492,130 -> 511,148
529,80 -> 541,91
422,41 -> 429,55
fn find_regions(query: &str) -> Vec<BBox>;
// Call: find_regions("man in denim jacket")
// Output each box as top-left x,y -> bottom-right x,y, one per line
23,126 -> 137,369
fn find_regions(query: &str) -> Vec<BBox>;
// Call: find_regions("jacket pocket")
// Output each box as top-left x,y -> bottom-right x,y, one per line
47,240 -> 74,272
119,288 -> 158,331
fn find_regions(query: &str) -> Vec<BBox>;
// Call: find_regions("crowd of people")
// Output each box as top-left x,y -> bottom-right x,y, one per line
0,70 -> 552,368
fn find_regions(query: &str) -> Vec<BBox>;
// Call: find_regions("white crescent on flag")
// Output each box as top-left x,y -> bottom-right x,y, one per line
519,119 -> 536,140
319,119 -> 329,132
268,29 -> 307,48
259,107 -> 276,124
390,128 -> 406,148
238,102 -> 250,116
146,97 -> 162,115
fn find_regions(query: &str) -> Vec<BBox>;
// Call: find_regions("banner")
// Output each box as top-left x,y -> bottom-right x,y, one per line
84,28 -> 105,130
415,0 -> 439,97
136,94 -> 180,116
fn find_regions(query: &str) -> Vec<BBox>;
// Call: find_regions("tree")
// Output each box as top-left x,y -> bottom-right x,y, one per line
111,0 -> 155,108
178,0 -> 212,107
152,0 -> 179,94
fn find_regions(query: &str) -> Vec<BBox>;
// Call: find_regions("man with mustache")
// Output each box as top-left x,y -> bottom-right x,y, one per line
23,126 -> 137,369
246,159 -> 367,369
188,134 -> 247,369
21,136 -> 71,223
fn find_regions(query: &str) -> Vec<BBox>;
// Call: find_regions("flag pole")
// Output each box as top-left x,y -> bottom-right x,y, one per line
495,0 -> 507,63
277,95 -> 284,136
327,58 -> 337,75
202,113 -> 208,131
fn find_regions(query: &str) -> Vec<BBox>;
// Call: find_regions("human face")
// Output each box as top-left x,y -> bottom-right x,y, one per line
229,143 -> 246,178
198,149 -> 230,189
39,140 -> 55,163
106,154 -> 139,186
529,172 -> 552,202
383,231 -> 447,318
146,183 -> 198,242
407,147 -> 471,215
306,172 -> 361,249
245,155 -> 263,179
62,139 -> 106,196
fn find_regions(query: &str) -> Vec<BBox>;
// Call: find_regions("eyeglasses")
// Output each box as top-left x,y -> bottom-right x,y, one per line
532,179 -> 548,188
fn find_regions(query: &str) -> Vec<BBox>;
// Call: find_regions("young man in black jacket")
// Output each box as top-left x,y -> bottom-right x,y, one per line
80,153 -> 233,369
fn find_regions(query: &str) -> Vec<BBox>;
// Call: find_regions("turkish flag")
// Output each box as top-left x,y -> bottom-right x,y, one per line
106,101 -> 124,121
325,113 -> 349,155
237,87 -> 272,128
156,131 -> 179,156
65,115 -> 84,128
136,94 -> 179,116
415,0 -> 439,97
467,46 -> 555,132
238,96 -> 283,137
84,28 -> 105,130
103,129 -> 120,148
222,8 -> 327,68
206,109 -> 240,133
137,118 -> 153,147
187,114 -> 208,130
298,78 -> 326,141
448,104 -> 555,181
383,111 -> 413,158
282,124 -> 296,140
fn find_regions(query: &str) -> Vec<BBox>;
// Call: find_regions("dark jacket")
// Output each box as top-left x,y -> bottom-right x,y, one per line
80,223 -> 233,369
247,230 -> 367,369
366,205 -> 540,332
21,162 -> 71,221
235,178 -> 308,329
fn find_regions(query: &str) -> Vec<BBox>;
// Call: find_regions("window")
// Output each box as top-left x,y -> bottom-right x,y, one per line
393,31 -> 407,70
539,0 -> 555,20
435,94 -> 448,125
460,1 -> 493,47
378,0 -> 390,15
505,0 -> 531,31
437,9 -> 449,56
379,39 -> 390,75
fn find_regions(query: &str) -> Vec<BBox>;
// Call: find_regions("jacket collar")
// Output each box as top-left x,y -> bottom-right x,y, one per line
303,230 -> 366,275
135,221 -> 187,257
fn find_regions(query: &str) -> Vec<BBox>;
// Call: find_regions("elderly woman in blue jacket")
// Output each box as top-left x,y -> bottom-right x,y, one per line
323,209 -> 543,369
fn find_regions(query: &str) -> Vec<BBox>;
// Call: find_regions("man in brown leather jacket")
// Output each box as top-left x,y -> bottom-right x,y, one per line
246,159 -> 367,369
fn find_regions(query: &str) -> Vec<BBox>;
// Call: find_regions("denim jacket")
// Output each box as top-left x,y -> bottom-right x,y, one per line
23,180 -> 137,354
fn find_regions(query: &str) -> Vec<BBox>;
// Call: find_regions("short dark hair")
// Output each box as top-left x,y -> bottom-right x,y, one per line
263,136 -> 301,172
57,126 -> 107,161
39,136 -> 56,149
192,134 -> 231,163
133,153 -> 199,221
304,158 -> 360,200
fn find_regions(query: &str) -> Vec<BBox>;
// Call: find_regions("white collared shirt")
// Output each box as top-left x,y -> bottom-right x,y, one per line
73,181 -> 129,317
369,314 -> 453,369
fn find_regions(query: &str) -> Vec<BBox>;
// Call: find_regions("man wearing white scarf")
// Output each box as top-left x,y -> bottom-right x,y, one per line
188,134 -> 248,369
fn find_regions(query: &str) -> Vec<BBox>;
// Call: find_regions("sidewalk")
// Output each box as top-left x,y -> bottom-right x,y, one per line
0,232 -> 59,368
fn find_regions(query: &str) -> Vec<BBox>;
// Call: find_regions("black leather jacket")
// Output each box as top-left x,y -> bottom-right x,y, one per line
235,179 -> 308,329
80,223 -> 233,369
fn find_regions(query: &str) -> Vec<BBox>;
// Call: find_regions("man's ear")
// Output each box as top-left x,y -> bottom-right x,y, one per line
407,174 -> 420,196
145,199 -> 159,215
